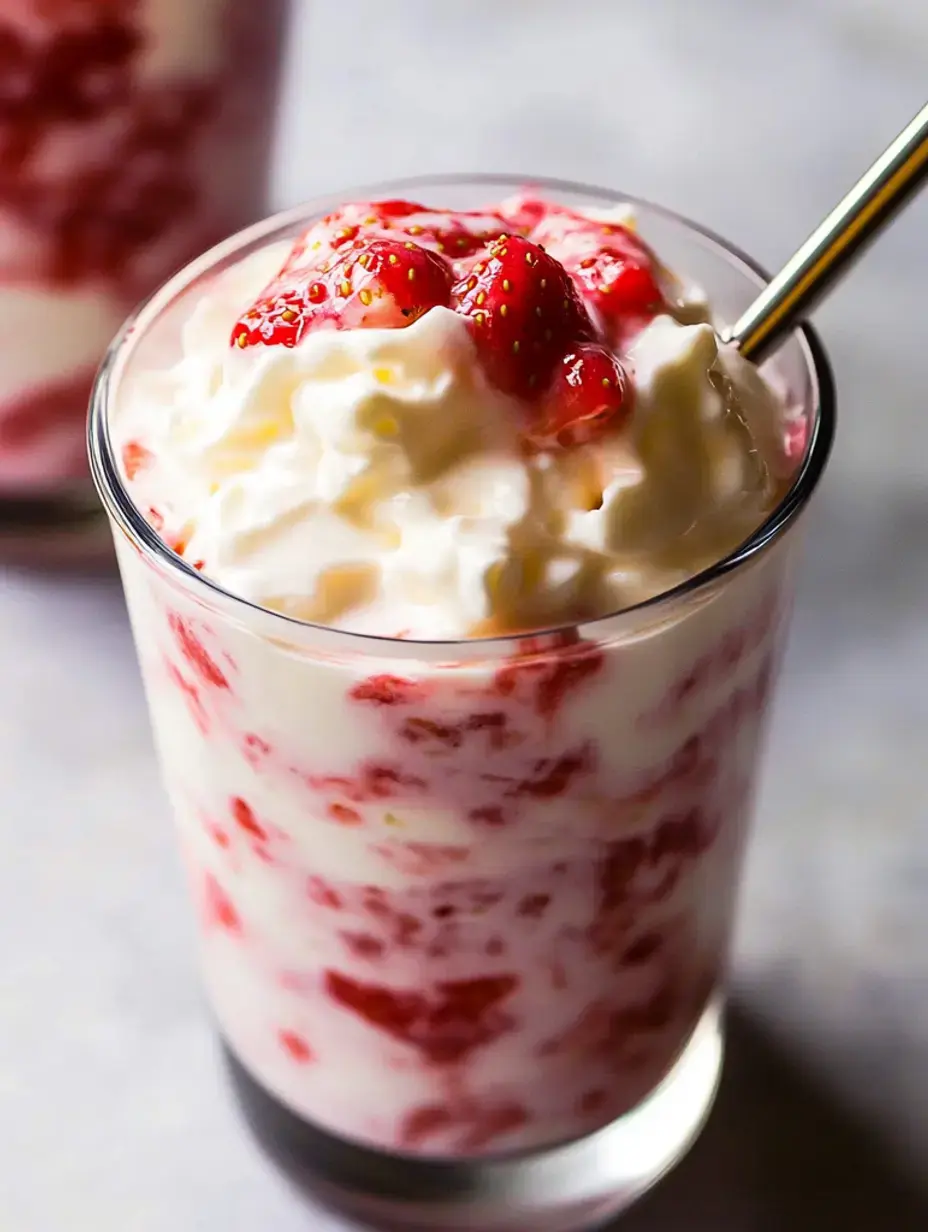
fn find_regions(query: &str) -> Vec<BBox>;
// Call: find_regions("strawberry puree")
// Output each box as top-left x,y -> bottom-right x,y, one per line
0,0 -> 286,498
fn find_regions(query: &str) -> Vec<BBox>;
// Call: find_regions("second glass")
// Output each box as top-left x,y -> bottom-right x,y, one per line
0,0 -> 289,564
89,177 -> 835,1231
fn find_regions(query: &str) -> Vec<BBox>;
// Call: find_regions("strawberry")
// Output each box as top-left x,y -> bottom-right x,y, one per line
232,237 -> 453,347
568,240 -> 666,344
501,196 -> 667,345
451,234 -> 594,400
383,206 -> 510,266
282,199 -> 508,277
528,343 -> 632,448
348,199 -> 511,265
496,193 -> 551,234
279,202 -> 385,276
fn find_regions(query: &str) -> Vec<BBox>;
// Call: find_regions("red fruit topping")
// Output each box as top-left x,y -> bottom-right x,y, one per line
283,199 -> 510,275
502,196 -> 667,343
384,205 -> 511,265
572,248 -> 665,341
451,234 -> 593,400
230,195 -> 656,448
528,343 -> 632,448
495,194 -> 551,233
280,204 -> 373,274
233,237 -> 453,347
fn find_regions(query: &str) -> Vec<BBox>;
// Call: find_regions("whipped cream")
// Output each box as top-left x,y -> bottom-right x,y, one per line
117,212 -> 792,639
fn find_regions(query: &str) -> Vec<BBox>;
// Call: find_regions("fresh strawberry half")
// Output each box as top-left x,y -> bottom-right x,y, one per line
451,234 -> 594,400
232,237 -> 454,347
501,196 -> 667,345
568,239 -> 666,345
528,343 -> 632,448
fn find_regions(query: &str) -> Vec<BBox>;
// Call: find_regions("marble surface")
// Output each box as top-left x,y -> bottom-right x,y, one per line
3,2 -> 928,1228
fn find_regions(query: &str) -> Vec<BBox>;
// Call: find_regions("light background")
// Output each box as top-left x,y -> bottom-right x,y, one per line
2,3 -> 927,1228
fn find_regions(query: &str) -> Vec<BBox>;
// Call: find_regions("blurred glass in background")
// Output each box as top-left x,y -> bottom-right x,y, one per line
0,0 -> 290,565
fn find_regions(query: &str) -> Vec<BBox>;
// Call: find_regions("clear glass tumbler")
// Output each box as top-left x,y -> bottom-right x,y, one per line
0,0 -> 290,566
89,176 -> 835,1232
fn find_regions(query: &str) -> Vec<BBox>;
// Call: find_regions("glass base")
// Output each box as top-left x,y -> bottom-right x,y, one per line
223,996 -> 724,1232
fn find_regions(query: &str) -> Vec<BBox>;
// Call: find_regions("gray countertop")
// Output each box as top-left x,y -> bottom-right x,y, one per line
3,2 -> 927,1228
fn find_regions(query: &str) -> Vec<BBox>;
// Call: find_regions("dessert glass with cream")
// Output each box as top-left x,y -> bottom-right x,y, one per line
0,0 -> 288,565
89,177 -> 835,1231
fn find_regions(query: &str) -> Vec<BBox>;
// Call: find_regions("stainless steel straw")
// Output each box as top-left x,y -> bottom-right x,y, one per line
728,101 -> 928,363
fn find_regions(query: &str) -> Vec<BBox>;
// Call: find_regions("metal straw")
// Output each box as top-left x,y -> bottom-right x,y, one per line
727,100 -> 928,363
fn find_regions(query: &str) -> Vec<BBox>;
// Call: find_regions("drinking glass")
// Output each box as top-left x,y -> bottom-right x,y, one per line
89,175 -> 835,1231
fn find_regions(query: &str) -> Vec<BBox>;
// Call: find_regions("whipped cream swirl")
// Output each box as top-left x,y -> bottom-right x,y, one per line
116,219 -> 793,638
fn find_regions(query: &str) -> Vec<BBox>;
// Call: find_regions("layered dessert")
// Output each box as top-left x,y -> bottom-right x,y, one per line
0,0 -> 286,494
110,193 -> 805,1155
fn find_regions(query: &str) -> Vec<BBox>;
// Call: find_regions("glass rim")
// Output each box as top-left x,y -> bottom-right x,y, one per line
88,172 -> 836,650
